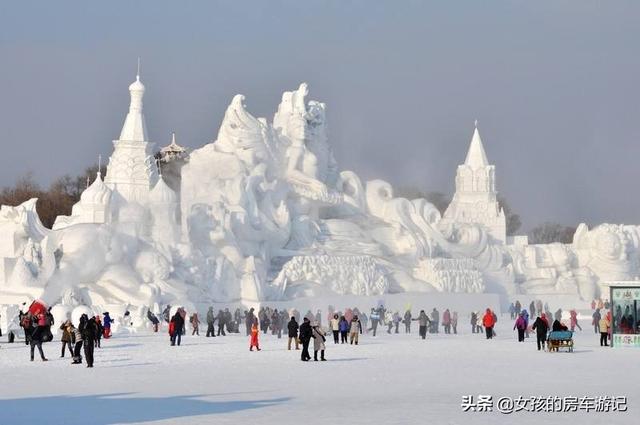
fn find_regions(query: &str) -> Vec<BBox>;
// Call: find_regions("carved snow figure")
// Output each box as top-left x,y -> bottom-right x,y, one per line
3,74 -> 640,321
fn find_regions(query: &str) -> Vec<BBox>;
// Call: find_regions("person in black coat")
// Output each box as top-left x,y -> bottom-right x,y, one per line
29,318 -> 48,362
80,314 -> 99,367
287,317 -> 299,350
531,314 -> 549,351
298,317 -> 313,361
551,319 -> 567,332
170,312 -> 184,346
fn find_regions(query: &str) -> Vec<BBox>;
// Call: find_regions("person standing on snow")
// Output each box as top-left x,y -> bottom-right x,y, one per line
147,310 -> 160,332
339,315 -> 349,343
312,322 -> 326,361
330,314 -> 340,344
102,312 -> 113,339
451,311 -> 458,334
170,311 -> 184,346
299,317 -> 313,361
29,313 -> 48,362
368,308 -> 380,336
599,314 -> 610,347
413,310 -> 430,340
216,310 -> 226,336
442,309 -> 451,334
206,307 -> 216,337
245,308 -> 255,336
249,321 -> 261,351
287,316 -> 299,350
386,311 -> 394,334
531,313 -> 549,351
470,312 -> 477,334
349,315 -> 363,345
430,308 -> 440,334
79,314 -> 99,367
190,312 -> 200,336
482,309 -> 495,339
513,312 -> 527,342
72,321 -> 83,364
592,308 -> 601,334
403,309 -> 412,333
59,320 -> 74,358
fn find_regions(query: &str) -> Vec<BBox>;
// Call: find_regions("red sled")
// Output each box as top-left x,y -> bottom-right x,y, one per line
28,300 -> 48,316
168,322 -> 175,336
103,328 -> 112,339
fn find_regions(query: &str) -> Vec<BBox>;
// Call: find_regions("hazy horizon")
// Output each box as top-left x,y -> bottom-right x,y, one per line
1,1 -> 639,231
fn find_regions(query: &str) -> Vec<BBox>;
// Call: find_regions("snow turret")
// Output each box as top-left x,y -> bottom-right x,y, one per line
79,171 -> 112,205
104,62 -> 157,204
464,121 -> 489,169
441,121 -> 506,243
149,175 -> 177,205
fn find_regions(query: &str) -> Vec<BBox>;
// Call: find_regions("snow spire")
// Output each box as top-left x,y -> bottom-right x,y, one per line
118,60 -> 148,142
464,120 -> 489,169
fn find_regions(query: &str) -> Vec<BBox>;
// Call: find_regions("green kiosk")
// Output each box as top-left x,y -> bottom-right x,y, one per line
608,281 -> 640,348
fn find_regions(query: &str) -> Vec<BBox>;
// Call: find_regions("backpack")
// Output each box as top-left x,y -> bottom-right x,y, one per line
21,314 -> 31,328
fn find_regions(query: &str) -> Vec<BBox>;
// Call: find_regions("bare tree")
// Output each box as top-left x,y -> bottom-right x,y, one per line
528,222 -> 576,244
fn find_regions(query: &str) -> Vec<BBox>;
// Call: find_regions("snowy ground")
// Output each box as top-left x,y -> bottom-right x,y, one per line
0,316 -> 637,425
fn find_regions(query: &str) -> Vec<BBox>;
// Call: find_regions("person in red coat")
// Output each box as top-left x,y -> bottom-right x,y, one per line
250,322 -> 261,351
482,308 -> 495,339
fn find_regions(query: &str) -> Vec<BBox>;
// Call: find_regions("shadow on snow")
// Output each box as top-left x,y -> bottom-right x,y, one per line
0,393 -> 291,424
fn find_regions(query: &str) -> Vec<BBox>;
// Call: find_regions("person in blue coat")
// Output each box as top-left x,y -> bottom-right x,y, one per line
102,312 -> 113,338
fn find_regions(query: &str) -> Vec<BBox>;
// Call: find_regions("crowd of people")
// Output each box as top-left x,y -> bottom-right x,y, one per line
15,303 -> 112,367
507,298 -> 618,350
5,297 -> 623,366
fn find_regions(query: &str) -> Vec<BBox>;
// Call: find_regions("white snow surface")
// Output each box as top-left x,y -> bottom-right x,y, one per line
0,316 -> 637,425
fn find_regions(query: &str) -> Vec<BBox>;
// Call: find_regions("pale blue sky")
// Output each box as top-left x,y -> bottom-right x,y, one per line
1,1 -> 639,230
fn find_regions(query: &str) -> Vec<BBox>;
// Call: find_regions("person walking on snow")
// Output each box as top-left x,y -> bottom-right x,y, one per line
513,312 -> 527,342
287,316 -> 299,350
482,309 -> 495,339
451,311 -> 458,334
299,317 -> 313,361
312,322 -> 326,361
531,313 -> 549,351
569,309 -> 582,332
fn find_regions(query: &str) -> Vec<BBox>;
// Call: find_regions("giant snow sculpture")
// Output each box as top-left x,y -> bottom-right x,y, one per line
1,73 -> 639,321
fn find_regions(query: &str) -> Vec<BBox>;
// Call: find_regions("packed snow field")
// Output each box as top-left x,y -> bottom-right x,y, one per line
0,316 -> 636,425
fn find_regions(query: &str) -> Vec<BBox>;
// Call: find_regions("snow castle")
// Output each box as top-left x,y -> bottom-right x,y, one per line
1,71 -> 639,322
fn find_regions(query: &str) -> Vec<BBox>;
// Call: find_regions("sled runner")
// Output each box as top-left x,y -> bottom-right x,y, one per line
547,330 -> 574,352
